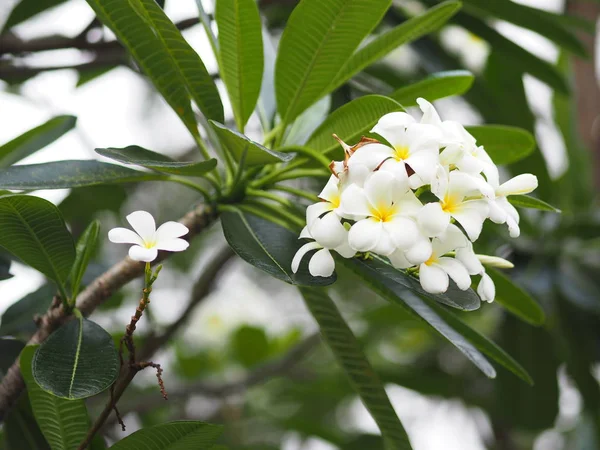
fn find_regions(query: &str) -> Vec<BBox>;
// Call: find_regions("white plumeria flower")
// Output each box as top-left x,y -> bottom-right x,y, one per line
108,211 -> 189,262
419,166 -> 491,241
349,112 -> 442,189
292,226 -> 355,277
487,173 -> 538,238
477,271 -> 495,302
418,225 -> 472,294
341,171 -> 423,256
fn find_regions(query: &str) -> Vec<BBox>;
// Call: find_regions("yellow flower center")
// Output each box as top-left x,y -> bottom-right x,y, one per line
424,254 -> 437,266
394,145 -> 410,161
468,32 -> 483,44
329,193 -> 341,209
143,239 -> 156,249
369,203 -> 398,222
441,194 -> 459,213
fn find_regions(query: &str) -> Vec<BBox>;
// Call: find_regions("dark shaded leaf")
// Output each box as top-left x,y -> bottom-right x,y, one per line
4,392 -> 50,450
231,326 -> 270,368
390,71 -> 474,107
4,0 -> 68,30
0,284 -> 55,339
70,220 -> 100,301
33,312 -> 119,399
108,421 -> 223,449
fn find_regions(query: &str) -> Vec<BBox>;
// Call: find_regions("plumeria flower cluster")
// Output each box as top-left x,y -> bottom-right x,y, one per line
292,98 -> 538,302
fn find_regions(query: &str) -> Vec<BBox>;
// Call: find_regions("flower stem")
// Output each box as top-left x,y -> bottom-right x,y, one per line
271,185 -> 318,202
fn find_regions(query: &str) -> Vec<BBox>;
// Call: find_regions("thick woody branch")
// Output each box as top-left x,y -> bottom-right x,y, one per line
0,203 -> 218,422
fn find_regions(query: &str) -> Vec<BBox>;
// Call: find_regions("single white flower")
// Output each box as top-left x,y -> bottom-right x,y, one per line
291,227 -> 355,277
108,210 -> 189,262
341,171 -> 422,256
418,225 -> 472,294
487,173 -> 538,238
419,166 -> 491,241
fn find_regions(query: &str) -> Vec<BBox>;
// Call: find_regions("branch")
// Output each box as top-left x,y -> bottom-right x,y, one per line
0,203 -> 219,422
111,333 -> 321,421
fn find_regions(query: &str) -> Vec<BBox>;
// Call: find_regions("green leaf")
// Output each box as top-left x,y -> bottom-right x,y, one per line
84,0 -> 223,141
108,421 -> 223,449
95,146 -> 217,176
0,116 -> 76,168
487,268 -> 545,326
0,160 -> 166,190
33,311 -> 119,399
329,1 -> 462,92
210,121 -> 293,166
20,346 -> 91,450
70,220 -> 100,301
455,13 -> 568,94
4,392 -> 50,450
275,0 -> 392,124
461,0 -> 588,57
465,125 -> 535,165
231,326 -> 270,368
300,287 -> 412,449
342,257 -> 495,378
0,284 -> 55,339
221,208 -> 335,286
0,339 -> 24,379
508,195 -> 561,213
3,0 -> 68,30
216,0 -> 263,130
0,195 -> 75,290
390,70 -> 474,107
306,95 -> 404,156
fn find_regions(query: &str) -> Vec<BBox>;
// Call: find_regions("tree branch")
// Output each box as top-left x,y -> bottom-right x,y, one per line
0,203 -> 218,422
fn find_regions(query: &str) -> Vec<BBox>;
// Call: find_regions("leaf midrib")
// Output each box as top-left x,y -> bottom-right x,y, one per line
68,314 -> 84,399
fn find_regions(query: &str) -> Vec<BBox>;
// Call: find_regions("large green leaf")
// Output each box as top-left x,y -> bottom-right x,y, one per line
0,116 -> 77,168
466,125 -> 535,165
221,208 -> 335,286
0,160 -> 166,190
390,71 -> 474,107
210,121 -> 293,166
455,13 -> 568,94
306,95 -> 403,156
216,0 -> 263,130
109,421 -> 223,449
0,284 -> 55,339
84,0 -> 223,141
342,257 -> 495,377
4,392 -> 50,450
462,0 -> 587,57
95,146 -> 217,176
300,287 -> 412,449
21,346 -> 91,450
508,195 -> 561,213
275,0 -> 391,124
0,195 -> 75,289
69,220 -> 100,301
329,1 -> 461,92
487,268 -> 545,326
3,0 -> 68,30
33,311 -> 119,399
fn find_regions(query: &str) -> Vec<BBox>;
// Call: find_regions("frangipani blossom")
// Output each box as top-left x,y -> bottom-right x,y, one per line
292,227 -> 355,277
487,173 -> 538,238
341,171 -> 422,255
108,211 -> 189,262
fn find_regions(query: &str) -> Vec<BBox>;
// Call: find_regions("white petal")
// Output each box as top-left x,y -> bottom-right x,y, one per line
309,212 -> 347,248
129,245 -> 158,262
437,257 -> 471,290
406,123 -> 443,149
373,229 -> 396,256
371,112 -> 416,147
430,165 -> 449,200
299,226 -> 312,239
496,174 -> 538,197
449,170 -> 494,199
155,238 -> 189,252
417,202 -> 450,237
126,211 -> 156,242
379,159 -> 409,192
334,239 -> 356,258
507,215 -> 520,238
451,200 -> 489,241
108,227 -> 143,245
404,235 -> 433,265
292,242 -> 321,273
309,248 -> 335,277
405,147 -> 439,184
154,221 -> 189,241
488,199 -> 508,224
348,219 -> 382,252
307,202 -> 331,227
364,170 -> 395,209
477,272 -> 496,302
348,143 -> 393,171
340,184 -> 371,218
417,98 -> 442,125
456,246 -> 484,275
345,163 -> 371,187
389,249 -> 413,269
419,263 -> 449,294
394,190 -> 424,216
433,223 -> 469,256
318,175 -> 340,202
383,216 -> 419,249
